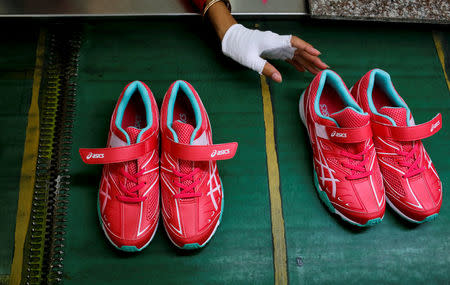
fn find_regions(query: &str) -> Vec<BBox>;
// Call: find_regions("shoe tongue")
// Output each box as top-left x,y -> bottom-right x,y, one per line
378,107 -> 409,126
124,127 -> 140,188
172,120 -> 195,144
125,126 -> 141,145
171,120 -> 196,189
329,107 -> 369,128
328,107 -> 369,155
379,107 -> 413,158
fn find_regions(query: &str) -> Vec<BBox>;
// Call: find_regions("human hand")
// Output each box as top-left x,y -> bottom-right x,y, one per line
221,24 -> 328,82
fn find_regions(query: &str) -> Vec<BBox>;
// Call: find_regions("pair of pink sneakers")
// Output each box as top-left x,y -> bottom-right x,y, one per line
300,69 -> 442,226
80,80 -> 237,251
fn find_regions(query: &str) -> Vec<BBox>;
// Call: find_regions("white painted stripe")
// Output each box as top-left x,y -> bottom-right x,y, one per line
141,150 -> 155,169
378,137 -> 399,150
142,167 -> 158,175
379,159 -> 405,175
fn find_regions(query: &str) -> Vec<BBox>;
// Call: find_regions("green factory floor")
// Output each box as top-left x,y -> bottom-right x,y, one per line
1,18 -> 449,284
0,24 -> 38,283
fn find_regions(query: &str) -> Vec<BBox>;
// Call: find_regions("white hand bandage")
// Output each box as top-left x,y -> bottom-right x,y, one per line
221,24 -> 297,74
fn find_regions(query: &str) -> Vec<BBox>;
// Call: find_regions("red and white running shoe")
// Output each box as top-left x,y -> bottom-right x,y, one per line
79,81 -> 160,251
299,70 -> 385,226
351,69 -> 442,223
160,80 -> 237,249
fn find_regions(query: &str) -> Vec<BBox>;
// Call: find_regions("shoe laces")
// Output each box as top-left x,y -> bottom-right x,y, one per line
340,147 -> 372,180
172,166 -> 201,199
396,142 -> 424,178
117,168 -> 147,203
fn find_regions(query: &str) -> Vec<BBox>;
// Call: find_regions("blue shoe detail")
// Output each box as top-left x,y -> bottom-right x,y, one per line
182,243 -> 202,250
313,70 -> 366,127
115,81 -> 153,144
363,218 -> 383,226
366,69 -> 412,126
423,214 -> 439,223
411,213 -> 439,224
119,246 -> 142,252
166,80 -> 203,144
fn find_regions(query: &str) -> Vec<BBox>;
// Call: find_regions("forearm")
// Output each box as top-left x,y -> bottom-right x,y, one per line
200,0 -> 327,81
205,1 -> 237,41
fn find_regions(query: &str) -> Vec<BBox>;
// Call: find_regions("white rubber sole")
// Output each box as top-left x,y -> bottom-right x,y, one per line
299,90 -> 307,127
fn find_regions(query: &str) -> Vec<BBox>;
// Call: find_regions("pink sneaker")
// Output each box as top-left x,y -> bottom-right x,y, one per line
351,69 -> 442,223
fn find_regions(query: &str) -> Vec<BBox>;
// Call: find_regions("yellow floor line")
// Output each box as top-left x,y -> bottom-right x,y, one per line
433,31 -> 450,92
260,75 -> 288,285
9,29 -> 46,285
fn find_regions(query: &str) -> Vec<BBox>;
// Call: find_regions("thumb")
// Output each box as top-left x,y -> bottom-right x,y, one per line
262,61 -> 282,83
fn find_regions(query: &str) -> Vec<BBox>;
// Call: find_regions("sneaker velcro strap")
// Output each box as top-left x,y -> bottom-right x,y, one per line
162,136 -> 238,161
79,134 -> 158,164
317,122 -> 373,143
372,113 -> 441,141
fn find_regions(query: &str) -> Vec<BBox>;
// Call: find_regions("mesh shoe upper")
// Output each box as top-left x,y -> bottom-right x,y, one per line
351,69 -> 442,222
300,70 -> 385,226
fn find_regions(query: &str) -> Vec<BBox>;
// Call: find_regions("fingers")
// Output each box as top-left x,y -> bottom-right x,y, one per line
290,35 -> 329,74
290,36 -> 321,56
294,56 -> 322,75
262,61 -> 282,83
295,50 -> 329,70
286,59 -> 305,73
288,52 -> 325,75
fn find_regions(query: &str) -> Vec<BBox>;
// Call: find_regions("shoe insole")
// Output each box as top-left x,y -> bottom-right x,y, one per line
173,90 -> 196,127
318,84 -> 346,116
372,81 -> 395,110
122,91 -> 147,129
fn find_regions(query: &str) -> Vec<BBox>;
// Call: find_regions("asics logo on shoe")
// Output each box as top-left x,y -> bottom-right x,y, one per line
135,115 -> 142,128
320,104 -> 329,116
211,149 -> 230,158
86,152 -> 104,159
331,131 -> 347,138
179,113 -> 187,123
430,121 -> 440,133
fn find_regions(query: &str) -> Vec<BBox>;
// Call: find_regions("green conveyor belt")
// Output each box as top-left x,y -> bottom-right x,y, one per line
65,19 -> 274,284
0,18 -> 448,284
63,19 -> 449,284
267,21 -> 450,284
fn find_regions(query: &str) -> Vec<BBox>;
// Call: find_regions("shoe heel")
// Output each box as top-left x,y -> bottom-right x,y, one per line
299,90 -> 307,127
